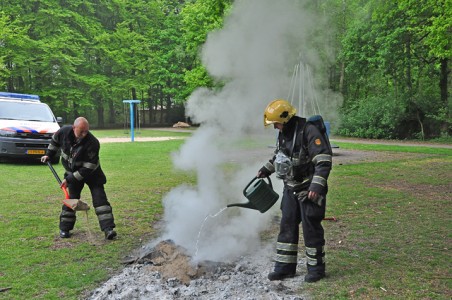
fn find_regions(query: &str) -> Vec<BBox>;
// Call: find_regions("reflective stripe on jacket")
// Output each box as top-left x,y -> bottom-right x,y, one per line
46,125 -> 106,185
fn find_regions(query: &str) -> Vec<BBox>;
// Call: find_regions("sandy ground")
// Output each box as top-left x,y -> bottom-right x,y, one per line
99,136 -> 186,143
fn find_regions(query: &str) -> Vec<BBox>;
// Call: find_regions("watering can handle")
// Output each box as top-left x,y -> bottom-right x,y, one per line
242,176 -> 272,197
266,176 -> 273,189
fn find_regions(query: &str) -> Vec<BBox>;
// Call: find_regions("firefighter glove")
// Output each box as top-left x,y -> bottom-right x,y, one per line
258,166 -> 272,178
296,190 -> 324,206
258,161 -> 275,178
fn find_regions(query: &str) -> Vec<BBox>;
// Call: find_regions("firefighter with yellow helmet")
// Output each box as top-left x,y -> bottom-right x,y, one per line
258,99 -> 332,282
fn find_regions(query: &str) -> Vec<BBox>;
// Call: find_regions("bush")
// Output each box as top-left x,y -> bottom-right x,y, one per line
337,95 -> 404,139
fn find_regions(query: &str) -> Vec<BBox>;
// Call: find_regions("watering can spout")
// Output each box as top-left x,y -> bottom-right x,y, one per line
227,202 -> 257,210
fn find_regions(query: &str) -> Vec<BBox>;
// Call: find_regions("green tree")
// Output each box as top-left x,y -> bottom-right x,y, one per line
0,13 -> 33,91
180,0 -> 232,95
338,0 -> 451,139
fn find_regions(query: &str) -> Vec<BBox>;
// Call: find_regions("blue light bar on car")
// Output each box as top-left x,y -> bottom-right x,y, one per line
0,92 -> 40,102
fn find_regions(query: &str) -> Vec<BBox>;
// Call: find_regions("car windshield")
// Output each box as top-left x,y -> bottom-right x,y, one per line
0,101 -> 56,122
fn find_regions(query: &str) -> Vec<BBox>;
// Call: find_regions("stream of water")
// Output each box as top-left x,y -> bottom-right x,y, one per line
194,207 -> 228,259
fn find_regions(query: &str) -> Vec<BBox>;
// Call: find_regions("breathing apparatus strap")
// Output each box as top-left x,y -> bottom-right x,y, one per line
276,119 -> 302,160
289,120 -> 299,160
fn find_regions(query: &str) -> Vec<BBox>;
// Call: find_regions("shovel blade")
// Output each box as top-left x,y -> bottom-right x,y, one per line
63,199 -> 90,211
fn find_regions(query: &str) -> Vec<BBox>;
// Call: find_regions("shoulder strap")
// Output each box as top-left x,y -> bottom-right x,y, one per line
290,118 -> 309,159
289,120 -> 298,159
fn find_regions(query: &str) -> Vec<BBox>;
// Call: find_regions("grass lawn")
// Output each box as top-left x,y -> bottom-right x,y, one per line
303,141 -> 452,299
0,131 -> 450,299
0,135 -> 194,299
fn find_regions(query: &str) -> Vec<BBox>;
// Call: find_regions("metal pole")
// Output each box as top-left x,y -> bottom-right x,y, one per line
123,100 -> 141,142
129,102 -> 135,142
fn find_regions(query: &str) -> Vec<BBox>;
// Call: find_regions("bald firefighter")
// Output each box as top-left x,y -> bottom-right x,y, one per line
257,99 -> 332,282
41,117 -> 117,240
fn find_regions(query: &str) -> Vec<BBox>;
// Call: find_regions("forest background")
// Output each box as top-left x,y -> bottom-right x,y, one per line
0,0 -> 450,139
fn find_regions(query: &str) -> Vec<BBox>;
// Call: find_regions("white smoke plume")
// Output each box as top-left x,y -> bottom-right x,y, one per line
160,0 -> 335,262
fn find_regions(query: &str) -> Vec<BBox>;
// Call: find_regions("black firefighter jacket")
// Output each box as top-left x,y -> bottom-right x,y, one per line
265,116 -> 332,195
46,125 -> 106,185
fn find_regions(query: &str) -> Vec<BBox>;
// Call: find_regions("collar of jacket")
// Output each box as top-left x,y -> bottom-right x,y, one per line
70,130 -> 93,147
282,116 -> 306,138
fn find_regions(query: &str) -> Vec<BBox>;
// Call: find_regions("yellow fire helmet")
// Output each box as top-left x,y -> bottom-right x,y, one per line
263,99 -> 297,126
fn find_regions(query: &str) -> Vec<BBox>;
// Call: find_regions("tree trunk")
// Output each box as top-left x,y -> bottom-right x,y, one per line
416,110 -> 425,140
166,96 -> 172,123
405,37 -> 412,97
7,61 -> 14,91
108,98 -> 116,125
63,97 -> 69,124
439,58 -> 450,134
160,97 -> 164,124
148,98 -> 153,125
339,0 -> 346,95
73,101 -> 79,121
97,99 -> 105,128
339,61 -> 345,95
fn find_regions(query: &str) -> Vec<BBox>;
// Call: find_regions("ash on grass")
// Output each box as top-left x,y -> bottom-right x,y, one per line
88,239 -> 310,300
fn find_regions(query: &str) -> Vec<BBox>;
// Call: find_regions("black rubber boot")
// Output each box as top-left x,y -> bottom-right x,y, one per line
60,230 -> 71,238
268,271 -> 296,281
104,228 -> 117,240
304,270 -> 325,282
304,246 -> 326,282
304,264 -> 325,283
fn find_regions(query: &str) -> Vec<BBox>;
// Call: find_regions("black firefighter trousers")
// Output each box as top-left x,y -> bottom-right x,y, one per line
274,186 -> 326,274
59,180 -> 115,232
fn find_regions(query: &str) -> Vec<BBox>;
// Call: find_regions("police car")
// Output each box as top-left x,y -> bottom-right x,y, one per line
0,92 -> 62,163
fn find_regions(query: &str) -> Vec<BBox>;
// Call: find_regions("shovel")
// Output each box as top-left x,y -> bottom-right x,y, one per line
46,161 -> 90,211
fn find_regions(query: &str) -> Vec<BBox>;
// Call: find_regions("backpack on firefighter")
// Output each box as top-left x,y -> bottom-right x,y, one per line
306,114 -> 332,152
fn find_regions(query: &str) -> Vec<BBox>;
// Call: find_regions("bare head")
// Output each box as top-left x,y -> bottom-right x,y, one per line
73,117 -> 90,140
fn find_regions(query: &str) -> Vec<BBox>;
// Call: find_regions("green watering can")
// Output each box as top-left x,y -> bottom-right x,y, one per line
227,176 -> 279,213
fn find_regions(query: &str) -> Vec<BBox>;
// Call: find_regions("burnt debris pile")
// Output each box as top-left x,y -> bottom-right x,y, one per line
89,239 -> 308,300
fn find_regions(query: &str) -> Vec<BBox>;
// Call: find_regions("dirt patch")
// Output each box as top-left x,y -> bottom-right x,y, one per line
358,159 -> 452,201
50,231 -> 106,250
377,180 -> 451,200
331,147 -> 432,165
139,240 -> 200,285
99,137 -> 186,143
49,240 -> 75,250
331,137 -> 452,149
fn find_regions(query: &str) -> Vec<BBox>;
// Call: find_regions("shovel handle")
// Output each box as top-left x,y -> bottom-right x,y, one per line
47,161 -> 62,185
46,161 -> 70,199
